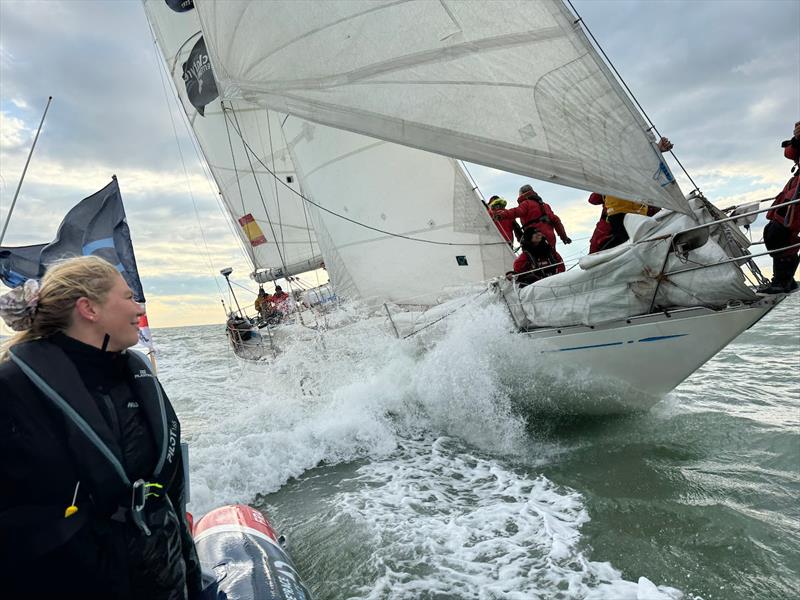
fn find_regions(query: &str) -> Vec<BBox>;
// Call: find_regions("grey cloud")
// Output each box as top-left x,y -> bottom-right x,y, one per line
572,0 -> 799,170
0,0 -> 188,173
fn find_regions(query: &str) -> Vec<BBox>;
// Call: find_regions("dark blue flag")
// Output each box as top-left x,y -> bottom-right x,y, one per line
166,0 -> 194,12
0,178 -> 146,302
182,36 -> 218,117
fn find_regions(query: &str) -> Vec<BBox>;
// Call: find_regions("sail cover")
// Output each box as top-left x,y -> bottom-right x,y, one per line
282,116 -> 513,306
194,0 -> 691,215
144,0 -> 324,277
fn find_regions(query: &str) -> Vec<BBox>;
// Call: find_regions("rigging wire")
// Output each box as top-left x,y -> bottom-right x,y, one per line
151,23 -> 261,308
168,103 -> 254,270
222,110 -> 509,248
265,110 -> 288,261
225,104 -> 309,325
221,100 -> 257,267
275,117 -> 325,296
148,29 -> 224,298
720,196 -> 775,212
565,0 -> 702,195
226,103 -> 293,276
459,160 -> 486,201
229,279 -> 258,295
401,288 -> 490,339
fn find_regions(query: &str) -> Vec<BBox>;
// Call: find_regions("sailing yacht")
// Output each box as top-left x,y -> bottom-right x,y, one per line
144,0 -> 794,404
145,0 -> 515,359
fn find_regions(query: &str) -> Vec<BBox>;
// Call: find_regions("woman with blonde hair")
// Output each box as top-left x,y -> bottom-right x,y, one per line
0,256 -> 202,599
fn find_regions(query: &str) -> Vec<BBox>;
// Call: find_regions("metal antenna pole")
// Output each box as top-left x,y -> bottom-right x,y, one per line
220,268 -> 244,316
0,96 -> 53,245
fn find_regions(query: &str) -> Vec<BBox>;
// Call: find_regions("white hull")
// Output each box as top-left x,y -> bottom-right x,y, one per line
519,295 -> 785,404
228,290 -> 787,413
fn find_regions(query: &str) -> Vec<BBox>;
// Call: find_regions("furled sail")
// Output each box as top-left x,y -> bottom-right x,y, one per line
144,0 -> 324,278
194,0 -> 691,215
282,116 -> 513,305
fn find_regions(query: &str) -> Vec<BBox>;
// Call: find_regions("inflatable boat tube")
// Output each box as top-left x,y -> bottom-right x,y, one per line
193,504 -> 312,600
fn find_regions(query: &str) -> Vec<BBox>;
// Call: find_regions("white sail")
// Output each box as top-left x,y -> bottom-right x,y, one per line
282,116 -> 514,305
144,0 -> 323,278
145,0 -> 514,305
194,0 -> 691,215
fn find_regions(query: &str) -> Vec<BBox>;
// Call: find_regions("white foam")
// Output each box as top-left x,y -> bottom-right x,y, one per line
164,301 -> 533,514
155,301 -> 685,596
335,438 -> 683,599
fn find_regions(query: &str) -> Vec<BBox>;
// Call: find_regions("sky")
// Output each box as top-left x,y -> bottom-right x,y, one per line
1,0 -> 798,329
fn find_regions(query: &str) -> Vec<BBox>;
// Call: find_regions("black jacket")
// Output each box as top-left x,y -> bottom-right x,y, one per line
0,335 -> 202,599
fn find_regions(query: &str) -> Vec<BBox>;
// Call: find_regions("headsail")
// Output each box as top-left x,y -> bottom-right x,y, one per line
195,0 -> 690,215
144,0 -> 324,279
282,117 -> 513,305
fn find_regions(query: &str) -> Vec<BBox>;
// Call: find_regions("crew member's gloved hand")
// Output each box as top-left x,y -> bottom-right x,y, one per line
562,237 -> 572,244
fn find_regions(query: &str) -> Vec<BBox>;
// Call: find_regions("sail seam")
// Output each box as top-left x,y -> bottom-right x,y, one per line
240,28 -> 566,92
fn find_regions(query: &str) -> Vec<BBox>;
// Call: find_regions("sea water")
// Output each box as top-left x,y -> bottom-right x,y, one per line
153,296 -> 799,600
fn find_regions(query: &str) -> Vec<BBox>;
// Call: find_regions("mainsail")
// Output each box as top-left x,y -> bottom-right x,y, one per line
194,0 -> 691,215
145,0 -> 323,280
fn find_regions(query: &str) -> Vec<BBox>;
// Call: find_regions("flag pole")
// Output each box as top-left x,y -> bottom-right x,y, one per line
0,96 -> 53,245
148,351 -> 159,376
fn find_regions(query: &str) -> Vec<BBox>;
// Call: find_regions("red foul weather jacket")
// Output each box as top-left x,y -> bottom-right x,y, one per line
766,174 -> 800,233
497,196 -> 568,249
587,192 -> 612,254
513,246 -> 565,277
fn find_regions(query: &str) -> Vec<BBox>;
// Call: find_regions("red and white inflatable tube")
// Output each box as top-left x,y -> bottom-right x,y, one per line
192,504 -> 311,600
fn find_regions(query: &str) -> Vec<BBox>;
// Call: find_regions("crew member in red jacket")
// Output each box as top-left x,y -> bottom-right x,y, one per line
586,137 -> 673,253
494,185 -> 571,249
510,229 -> 565,287
587,192 -> 611,253
487,196 -> 521,246
760,120 -> 800,293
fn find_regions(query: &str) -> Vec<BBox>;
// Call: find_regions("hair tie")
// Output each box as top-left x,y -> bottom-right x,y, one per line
0,279 -> 41,331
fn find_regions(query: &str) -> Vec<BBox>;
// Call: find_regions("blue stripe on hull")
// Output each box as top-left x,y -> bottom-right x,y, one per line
543,334 -> 688,353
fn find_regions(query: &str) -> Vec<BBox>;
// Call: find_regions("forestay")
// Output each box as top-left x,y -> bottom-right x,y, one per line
282,117 -> 514,306
195,0 -> 691,215
145,0 -> 324,278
